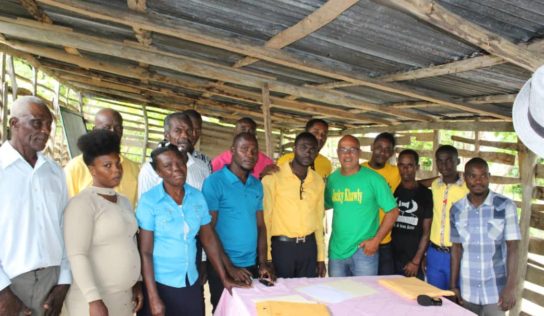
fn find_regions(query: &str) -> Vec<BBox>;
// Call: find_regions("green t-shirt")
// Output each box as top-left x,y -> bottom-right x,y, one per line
325,167 -> 397,260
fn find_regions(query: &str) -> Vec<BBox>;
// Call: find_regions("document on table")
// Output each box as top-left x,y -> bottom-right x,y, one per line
295,279 -> 376,304
253,295 -> 314,304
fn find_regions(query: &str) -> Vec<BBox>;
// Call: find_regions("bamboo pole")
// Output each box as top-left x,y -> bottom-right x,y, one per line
32,65 -> 37,96
261,83 -> 273,157
142,103 -> 149,163
511,141 -> 537,316
7,55 -> 17,99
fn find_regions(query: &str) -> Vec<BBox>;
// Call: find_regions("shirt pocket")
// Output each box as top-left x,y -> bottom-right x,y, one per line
487,219 -> 504,240
155,212 -> 180,236
455,219 -> 470,243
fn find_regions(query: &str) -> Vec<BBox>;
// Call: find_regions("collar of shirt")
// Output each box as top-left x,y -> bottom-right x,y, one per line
222,165 -> 258,186
278,161 -> 318,184
436,173 -> 465,186
149,182 -> 197,204
466,190 -> 495,209
0,141 -> 52,171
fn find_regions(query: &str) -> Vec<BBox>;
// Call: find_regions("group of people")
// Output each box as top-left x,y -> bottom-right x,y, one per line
0,95 -> 519,316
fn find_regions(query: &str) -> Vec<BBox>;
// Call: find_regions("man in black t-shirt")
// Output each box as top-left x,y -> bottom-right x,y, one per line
392,149 -> 433,280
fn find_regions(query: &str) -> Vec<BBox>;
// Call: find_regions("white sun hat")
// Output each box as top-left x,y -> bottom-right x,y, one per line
513,65 -> 544,158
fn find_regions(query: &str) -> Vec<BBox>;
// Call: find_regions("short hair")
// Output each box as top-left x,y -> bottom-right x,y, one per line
236,117 -> 257,130
435,145 -> 458,158
10,96 -> 49,118
294,132 -> 318,146
232,132 -> 258,148
305,119 -> 328,131
150,141 -> 188,171
77,129 -> 121,165
374,132 -> 396,147
183,109 -> 202,125
164,112 -> 192,132
465,157 -> 488,172
398,149 -> 419,165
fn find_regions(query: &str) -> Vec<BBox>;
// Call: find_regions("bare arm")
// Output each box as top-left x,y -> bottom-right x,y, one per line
256,212 -> 276,281
138,230 -> 164,316
404,218 -> 431,277
450,242 -> 463,304
498,240 -> 519,311
360,208 -> 399,255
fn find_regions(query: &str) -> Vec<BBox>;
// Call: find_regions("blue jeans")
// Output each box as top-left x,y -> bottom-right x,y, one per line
328,248 -> 379,277
426,246 -> 451,290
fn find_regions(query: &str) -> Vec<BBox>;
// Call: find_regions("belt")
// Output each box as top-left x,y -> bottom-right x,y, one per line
430,242 -> 451,253
272,233 -> 314,244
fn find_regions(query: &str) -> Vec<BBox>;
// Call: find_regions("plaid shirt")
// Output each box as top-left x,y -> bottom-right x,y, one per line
450,191 -> 520,305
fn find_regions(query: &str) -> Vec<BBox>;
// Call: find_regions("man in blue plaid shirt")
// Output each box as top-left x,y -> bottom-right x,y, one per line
450,158 -> 520,316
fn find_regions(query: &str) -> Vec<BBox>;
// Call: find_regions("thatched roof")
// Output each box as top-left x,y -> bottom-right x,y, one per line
1,0 -> 543,131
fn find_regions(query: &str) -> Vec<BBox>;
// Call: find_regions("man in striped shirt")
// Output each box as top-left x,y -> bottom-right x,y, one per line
450,158 -> 520,316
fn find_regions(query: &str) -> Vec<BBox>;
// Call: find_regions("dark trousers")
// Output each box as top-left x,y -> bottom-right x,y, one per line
10,267 -> 59,316
207,262 -> 258,313
139,278 -> 203,316
271,234 -> 317,278
378,242 -> 395,275
393,259 -> 424,280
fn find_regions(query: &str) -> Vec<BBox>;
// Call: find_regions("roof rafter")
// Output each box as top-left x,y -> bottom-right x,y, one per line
233,0 -> 359,68
0,17 -> 432,123
379,0 -> 544,71
36,0 -> 507,120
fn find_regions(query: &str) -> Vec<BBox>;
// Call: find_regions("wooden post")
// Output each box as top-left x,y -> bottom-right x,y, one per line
77,92 -> 83,114
1,82 -> 8,143
1,53 -> 5,85
511,141 -> 537,316
32,65 -> 37,96
142,103 -> 149,163
261,82 -> 273,157
7,55 -> 17,99
431,129 -> 440,176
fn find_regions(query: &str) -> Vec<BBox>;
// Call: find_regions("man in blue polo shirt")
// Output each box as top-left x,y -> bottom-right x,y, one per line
202,132 -> 275,312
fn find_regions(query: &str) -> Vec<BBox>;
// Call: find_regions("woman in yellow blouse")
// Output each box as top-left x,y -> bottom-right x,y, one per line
63,129 -> 143,316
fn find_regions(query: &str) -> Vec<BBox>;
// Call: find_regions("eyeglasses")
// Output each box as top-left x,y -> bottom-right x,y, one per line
337,147 -> 360,154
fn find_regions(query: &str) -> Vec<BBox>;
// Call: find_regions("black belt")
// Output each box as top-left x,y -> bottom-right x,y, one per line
272,233 -> 315,244
430,242 -> 451,253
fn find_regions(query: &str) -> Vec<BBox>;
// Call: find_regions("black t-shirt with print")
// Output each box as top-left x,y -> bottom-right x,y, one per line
392,183 -> 433,266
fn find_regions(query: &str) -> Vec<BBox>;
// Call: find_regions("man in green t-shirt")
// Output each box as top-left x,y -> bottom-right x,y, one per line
325,135 -> 399,276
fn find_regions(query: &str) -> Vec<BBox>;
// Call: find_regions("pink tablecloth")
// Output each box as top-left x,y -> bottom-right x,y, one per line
214,276 -> 474,316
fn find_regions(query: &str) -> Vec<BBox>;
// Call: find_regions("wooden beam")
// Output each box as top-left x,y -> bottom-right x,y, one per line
7,55 -> 18,99
0,17 -> 431,122
451,135 -> 518,151
382,0 -> 544,71
37,0 -> 508,119
233,0 -> 359,68
392,94 -> 517,109
261,83 -> 273,157
127,0 -> 152,47
345,120 -> 514,134
511,141 -> 537,316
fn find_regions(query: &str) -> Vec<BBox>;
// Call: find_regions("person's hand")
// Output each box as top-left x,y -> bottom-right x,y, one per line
198,261 -> 208,285
359,237 -> 379,256
0,288 -> 32,316
43,284 -> 69,316
89,300 -> 108,316
498,284 -> 516,311
149,295 -> 165,316
226,266 -> 252,285
403,261 -> 419,277
258,262 -> 276,282
451,288 -> 463,306
260,164 -> 279,178
316,261 -> 326,277
221,277 -> 251,295
131,282 -> 144,313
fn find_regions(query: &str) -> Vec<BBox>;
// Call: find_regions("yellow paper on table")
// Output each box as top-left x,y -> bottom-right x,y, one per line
379,277 -> 454,300
256,301 -> 330,316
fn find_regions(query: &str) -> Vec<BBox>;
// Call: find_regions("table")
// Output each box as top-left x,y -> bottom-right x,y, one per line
215,276 -> 474,316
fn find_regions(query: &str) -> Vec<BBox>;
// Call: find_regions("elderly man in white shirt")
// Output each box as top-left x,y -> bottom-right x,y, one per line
0,96 -> 71,316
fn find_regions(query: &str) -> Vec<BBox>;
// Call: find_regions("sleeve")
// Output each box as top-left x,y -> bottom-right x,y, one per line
315,182 -> 326,262
262,175 -> 276,261
136,195 -> 155,231
504,199 -> 521,241
0,264 -> 11,290
197,192 -> 212,226
64,195 -> 101,302
64,160 -> 80,198
324,178 -> 333,210
449,204 -> 461,243
276,153 -> 291,166
58,178 -> 72,285
137,163 -> 155,200
256,182 -> 264,211
375,176 -> 398,213
423,188 -> 434,219
201,177 -> 220,211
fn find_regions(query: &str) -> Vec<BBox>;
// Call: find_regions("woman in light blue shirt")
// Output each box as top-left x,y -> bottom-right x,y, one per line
136,144 -> 246,316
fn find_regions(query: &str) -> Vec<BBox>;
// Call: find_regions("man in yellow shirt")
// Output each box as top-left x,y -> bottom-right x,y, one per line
362,132 -> 401,275
64,108 -> 140,208
427,145 -> 468,290
276,119 -> 332,180
263,132 -> 326,278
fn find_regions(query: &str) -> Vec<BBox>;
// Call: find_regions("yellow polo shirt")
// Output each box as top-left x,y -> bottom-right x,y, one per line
276,153 -> 332,180
64,154 -> 140,208
361,162 -> 401,244
262,162 -> 326,261
430,176 -> 468,247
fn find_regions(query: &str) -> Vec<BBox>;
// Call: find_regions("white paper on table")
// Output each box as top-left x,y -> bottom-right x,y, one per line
252,294 -> 314,304
295,279 -> 376,304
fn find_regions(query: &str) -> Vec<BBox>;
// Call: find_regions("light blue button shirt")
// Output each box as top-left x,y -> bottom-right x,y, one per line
136,182 -> 211,288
